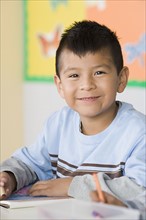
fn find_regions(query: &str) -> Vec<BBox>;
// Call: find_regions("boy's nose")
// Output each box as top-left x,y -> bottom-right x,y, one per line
80,77 -> 96,91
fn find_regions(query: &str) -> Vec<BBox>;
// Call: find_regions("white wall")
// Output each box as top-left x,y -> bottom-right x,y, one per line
117,86 -> 145,113
23,83 -> 66,145
24,83 -> 145,145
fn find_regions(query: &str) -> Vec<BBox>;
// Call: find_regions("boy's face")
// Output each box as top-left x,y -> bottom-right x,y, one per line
55,49 -> 128,120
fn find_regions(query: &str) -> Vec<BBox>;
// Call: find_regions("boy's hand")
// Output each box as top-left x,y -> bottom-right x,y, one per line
0,171 -> 16,200
90,191 -> 127,207
28,177 -> 73,197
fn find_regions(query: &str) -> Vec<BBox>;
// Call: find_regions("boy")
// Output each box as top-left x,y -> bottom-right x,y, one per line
0,21 -> 145,209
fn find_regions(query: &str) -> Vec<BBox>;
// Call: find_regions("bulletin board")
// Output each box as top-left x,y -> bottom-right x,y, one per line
23,0 -> 145,87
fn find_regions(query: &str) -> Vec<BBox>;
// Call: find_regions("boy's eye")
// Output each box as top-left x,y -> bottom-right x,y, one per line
69,74 -> 79,78
94,71 -> 105,75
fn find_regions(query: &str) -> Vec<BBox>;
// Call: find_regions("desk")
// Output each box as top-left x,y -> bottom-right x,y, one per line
0,198 -> 140,220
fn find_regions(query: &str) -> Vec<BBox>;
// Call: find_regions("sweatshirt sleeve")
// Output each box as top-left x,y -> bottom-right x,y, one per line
0,157 -> 38,191
68,172 -> 146,207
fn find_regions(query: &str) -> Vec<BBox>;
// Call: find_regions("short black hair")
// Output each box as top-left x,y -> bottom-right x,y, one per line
56,20 -> 123,76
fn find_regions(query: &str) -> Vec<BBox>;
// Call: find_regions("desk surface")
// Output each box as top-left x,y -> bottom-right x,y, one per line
0,198 -> 140,220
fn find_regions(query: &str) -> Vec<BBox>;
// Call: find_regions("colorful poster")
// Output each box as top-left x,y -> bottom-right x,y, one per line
24,0 -> 145,87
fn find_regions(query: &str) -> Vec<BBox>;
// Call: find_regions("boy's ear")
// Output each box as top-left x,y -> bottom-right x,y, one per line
117,66 -> 129,93
54,75 -> 65,99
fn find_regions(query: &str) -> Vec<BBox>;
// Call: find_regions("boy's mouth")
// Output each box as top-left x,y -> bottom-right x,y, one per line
77,96 -> 100,101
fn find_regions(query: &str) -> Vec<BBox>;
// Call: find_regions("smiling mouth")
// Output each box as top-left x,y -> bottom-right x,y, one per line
77,96 -> 100,101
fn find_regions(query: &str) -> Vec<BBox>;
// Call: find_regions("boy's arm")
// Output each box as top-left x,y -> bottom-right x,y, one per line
68,172 -> 146,205
0,157 -> 38,191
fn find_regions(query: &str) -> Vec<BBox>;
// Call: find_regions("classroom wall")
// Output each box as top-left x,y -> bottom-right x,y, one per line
1,0 -> 23,161
1,1 -> 145,161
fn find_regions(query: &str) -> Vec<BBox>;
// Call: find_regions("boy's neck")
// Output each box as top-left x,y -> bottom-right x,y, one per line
80,102 -> 119,135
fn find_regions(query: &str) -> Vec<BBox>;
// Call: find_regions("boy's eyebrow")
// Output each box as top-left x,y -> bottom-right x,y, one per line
92,64 -> 112,69
63,64 -> 112,74
63,67 -> 80,74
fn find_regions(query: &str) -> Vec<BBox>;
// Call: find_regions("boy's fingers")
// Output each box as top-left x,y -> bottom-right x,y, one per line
90,191 -> 100,202
103,192 -> 126,207
0,182 -> 5,187
29,184 -> 48,194
29,189 -> 47,197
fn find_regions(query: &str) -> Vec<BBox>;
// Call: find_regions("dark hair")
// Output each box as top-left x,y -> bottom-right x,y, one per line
55,20 -> 123,76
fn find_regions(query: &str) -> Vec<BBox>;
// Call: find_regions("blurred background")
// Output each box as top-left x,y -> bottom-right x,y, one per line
1,0 -> 145,161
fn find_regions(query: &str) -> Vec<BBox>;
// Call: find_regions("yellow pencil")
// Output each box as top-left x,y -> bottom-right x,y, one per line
0,186 -> 6,197
92,173 -> 105,203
